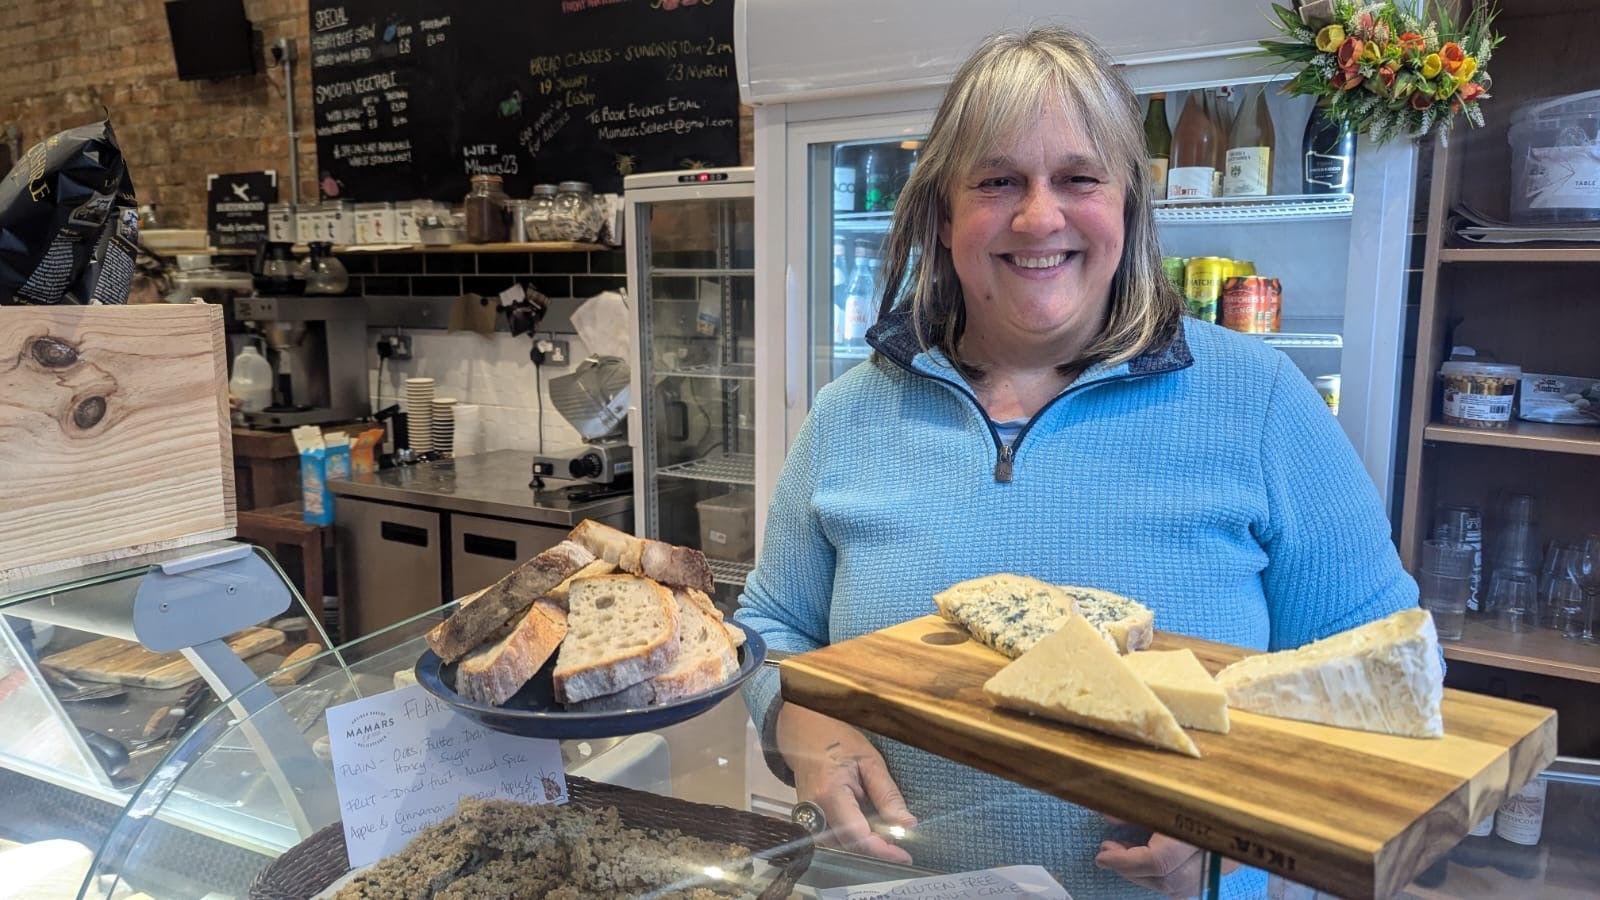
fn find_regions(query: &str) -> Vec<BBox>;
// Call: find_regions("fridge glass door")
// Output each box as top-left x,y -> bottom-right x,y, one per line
635,193 -> 757,603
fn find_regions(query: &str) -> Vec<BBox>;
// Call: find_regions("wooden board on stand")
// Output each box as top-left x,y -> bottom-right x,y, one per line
42,627 -> 285,690
780,615 -> 1557,899
0,305 -> 236,583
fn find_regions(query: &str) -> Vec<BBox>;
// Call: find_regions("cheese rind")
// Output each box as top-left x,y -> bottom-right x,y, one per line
1058,585 -> 1156,653
983,614 -> 1200,757
1215,608 -> 1444,738
933,574 -> 1078,658
1124,649 -> 1231,734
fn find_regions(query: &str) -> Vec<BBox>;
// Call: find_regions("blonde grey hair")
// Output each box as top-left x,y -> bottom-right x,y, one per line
878,26 -> 1183,375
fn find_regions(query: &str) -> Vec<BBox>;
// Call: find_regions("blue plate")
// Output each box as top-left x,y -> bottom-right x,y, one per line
415,621 -> 766,739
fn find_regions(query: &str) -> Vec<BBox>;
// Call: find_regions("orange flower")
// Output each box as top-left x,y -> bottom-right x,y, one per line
1440,42 -> 1466,74
1337,37 -> 1364,72
1459,81 -> 1487,103
1398,31 -> 1426,54
1411,91 -> 1435,110
1378,66 -> 1397,90
1332,70 -> 1365,91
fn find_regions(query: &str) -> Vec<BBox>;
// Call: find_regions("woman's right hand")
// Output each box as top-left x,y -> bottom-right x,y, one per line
777,703 -> 917,864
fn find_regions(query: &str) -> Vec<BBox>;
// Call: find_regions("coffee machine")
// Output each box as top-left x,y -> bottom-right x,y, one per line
233,295 -> 370,428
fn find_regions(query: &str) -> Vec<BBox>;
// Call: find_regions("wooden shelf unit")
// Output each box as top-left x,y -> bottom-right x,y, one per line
150,241 -> 607,257
1399,5 -> 1600,685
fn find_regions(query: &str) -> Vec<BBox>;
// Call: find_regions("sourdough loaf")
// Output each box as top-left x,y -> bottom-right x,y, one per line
552,574 -> 681,703
568,520 -> 714,592
568,587 -> 738,711
425,541 -> 594,663
455,600 -> 568,706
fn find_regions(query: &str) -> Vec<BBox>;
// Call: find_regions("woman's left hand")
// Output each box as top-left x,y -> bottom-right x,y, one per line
1095,831 -> 1239,898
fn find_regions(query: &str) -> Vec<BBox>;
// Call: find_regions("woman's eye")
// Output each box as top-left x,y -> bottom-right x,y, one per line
1064,175 -> 1101,186
977,176 -> 1015,189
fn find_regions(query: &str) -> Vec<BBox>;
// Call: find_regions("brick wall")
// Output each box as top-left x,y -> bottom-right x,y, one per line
0,0 -> 753,228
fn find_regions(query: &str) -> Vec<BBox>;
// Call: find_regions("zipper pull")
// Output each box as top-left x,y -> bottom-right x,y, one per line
994,444 -> 1014,483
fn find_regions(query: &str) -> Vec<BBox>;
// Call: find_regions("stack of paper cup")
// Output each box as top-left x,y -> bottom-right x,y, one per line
431,397 -> 457,456
452,404 -> 483,457
405,377 -> 435,452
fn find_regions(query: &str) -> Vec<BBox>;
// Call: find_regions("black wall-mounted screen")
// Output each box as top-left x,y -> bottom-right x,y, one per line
165,0 -> 258,81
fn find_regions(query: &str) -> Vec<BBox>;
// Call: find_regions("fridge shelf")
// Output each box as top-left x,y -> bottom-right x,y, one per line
707,558 -> 755,587
657,451 -> 756,485
1154,193 -> 1354,224
650,267 -> 756,278
1250,332 -> 1343,349
655,363 -> 756,381
833,211 -> 895,235
831,343 -> 873,361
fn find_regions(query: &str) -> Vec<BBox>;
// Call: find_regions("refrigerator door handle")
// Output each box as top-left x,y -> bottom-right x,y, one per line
785,263 -> 802,411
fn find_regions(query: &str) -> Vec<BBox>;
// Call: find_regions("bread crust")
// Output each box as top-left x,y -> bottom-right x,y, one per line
425,541 -> 594,663
456,600 -> 569,706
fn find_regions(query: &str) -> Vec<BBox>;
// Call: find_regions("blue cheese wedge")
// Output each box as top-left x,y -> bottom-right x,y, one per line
933,574 -> 1076,658
1215,608 -> 1444,738
1058,586 -> 1156,653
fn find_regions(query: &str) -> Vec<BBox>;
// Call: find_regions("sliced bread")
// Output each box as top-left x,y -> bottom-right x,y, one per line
543,559 -> 618,609
568,587 -> 739,711
567,520 -> 714,592
455,600 -> 569,706
426,541 -> 595,663
552,574 -> 680,703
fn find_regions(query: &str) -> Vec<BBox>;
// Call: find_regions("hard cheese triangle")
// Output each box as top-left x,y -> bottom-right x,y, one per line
1124,649 -> 1230,734
1215,608 -> 1444,738
983,614 -> 1200,757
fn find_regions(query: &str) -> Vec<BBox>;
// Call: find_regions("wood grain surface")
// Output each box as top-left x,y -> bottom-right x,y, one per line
780,616 -> 1558,899
0,305 -> 236,582
42,627 -> 285,690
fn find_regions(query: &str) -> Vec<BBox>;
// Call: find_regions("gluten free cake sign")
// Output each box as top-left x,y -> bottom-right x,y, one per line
327,685 -> 567,867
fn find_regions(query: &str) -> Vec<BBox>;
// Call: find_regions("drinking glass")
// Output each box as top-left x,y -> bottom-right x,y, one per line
1418,539 -> 1474,640
1539,542 -> 1579,630
1487,569 -> 1538,633
1571,535 -> 1600,644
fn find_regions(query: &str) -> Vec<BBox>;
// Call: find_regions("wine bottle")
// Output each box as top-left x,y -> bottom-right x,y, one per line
1302,100 -> 1357,194
1143,93 -> 1172,201
1225,87 -> 1276,197
1169,92 -> 1220,200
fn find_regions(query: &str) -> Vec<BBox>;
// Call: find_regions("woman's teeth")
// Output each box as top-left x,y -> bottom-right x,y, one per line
1007,252 -> 1070,269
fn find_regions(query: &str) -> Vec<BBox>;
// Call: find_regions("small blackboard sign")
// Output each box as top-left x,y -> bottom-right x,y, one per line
206,171 -> 278,247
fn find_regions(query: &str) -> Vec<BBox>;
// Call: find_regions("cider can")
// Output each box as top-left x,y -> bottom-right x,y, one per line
1221,275 -> 1282,333
1184,257 -> 1228,323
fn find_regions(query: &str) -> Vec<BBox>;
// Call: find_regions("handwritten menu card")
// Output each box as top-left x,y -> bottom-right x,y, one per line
818,866 -> 1070,900
326,684 -> 567,868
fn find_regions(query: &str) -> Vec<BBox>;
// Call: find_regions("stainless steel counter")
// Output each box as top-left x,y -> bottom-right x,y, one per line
327,450 -> 632,527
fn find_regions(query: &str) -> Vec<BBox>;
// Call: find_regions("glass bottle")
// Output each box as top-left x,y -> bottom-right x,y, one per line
861,144 -> 892,213
1224,87 -> 1276,197
832,239 -> 850,343
551,181 -> 600,242
841,243 -> 879,346
1169,91 -> 1221,199
1303,100 -> 1357,194
463,174 -> 510,243
1143,93 -> 1172,201
525,184 -> 559,242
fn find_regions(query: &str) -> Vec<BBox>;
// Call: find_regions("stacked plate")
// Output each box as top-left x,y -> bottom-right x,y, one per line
405,377 -> 435,453
431,397 -> 457,456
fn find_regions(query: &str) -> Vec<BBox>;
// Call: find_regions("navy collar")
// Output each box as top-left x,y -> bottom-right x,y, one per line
864,308 -> 1193,379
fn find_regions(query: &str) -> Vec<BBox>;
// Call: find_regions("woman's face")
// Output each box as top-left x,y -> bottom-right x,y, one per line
939,100 -> 1125,351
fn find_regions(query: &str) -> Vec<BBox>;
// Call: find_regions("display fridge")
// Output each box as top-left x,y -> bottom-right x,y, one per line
624,168 -> 758,608
737,0 -> 1420,549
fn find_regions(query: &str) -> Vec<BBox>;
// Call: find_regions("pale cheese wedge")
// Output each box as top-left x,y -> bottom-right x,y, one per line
1215,608 -> 1444,738
983,615 -> 1200,758
1123,649 -> 1230,734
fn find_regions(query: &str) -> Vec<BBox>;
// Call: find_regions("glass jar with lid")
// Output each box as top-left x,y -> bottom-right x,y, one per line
551,181 -> 601,242
463,174 -> 510,243
524,184 -> 559,242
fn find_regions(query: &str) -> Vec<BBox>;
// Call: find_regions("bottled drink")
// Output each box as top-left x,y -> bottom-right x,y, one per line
888,140 -> 921,209
1450,813 -> 1497,868
1143,93 -> 1171,201
841,244 -> 878,345
1303,101 -> 1357,194
1225,87 -> 1276,197
1169,91 -> 1221,199
1493,778 -> 1549,880
833,145 -> 858,212
861,144 -> 892,213
1204,90 -> 1230,196
831,240 -> 850,343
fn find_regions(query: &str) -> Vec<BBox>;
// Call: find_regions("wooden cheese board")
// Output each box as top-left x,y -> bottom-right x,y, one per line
42,627 -> 286,690
779,615 -> 1557,900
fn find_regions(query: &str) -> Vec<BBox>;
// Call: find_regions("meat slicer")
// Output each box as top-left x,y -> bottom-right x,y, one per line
530,354 -> 633,496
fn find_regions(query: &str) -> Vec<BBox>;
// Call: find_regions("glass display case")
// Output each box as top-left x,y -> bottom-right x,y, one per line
60,607 -> 1600,899
0,541 -> 329,898
625,168 -> 758,608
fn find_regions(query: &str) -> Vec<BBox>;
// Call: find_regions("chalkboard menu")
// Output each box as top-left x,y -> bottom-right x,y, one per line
307,0 -> 739,202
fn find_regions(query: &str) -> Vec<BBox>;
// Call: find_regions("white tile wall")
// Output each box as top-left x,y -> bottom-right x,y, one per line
369,329 -> 592,453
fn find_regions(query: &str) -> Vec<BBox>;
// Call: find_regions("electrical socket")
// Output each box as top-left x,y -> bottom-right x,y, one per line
378,334 -> 412,360
546,339 -> 570,365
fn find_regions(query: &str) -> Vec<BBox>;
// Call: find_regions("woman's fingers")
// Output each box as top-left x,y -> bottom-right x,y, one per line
858,752 -> 918,828
819,783 -> 913,864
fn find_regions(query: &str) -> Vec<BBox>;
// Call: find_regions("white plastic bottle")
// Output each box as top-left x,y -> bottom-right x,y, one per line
230,343 -> 274,413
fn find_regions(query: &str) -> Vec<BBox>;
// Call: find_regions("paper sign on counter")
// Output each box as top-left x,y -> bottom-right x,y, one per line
326,684 -> 567,868
818,865 -> 1069,900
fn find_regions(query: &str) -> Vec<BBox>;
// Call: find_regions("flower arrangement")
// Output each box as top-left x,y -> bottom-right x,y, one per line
1260,1 -> 1503,145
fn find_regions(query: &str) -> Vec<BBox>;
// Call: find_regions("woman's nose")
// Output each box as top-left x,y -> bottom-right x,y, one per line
1012,182 -> 1066,236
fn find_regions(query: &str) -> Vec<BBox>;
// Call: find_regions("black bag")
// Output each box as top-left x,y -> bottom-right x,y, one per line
0,119 -> 139,305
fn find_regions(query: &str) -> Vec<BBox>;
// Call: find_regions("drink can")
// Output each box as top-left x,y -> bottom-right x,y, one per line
1161,256 -> 1186,294
1221,276 -> 1282,333
1433,504 -> 1483,612
1232,259 -> 1256,276
1184,257 -> 1227,323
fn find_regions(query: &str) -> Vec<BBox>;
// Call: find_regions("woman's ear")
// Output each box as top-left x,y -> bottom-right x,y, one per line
937,213 -> 952,249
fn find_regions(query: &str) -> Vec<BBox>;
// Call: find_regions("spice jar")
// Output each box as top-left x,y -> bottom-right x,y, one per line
525,184 -> 559,242
551,181 -> 601,242
463,174 -> 510,244
1439,361 -> 1520,429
